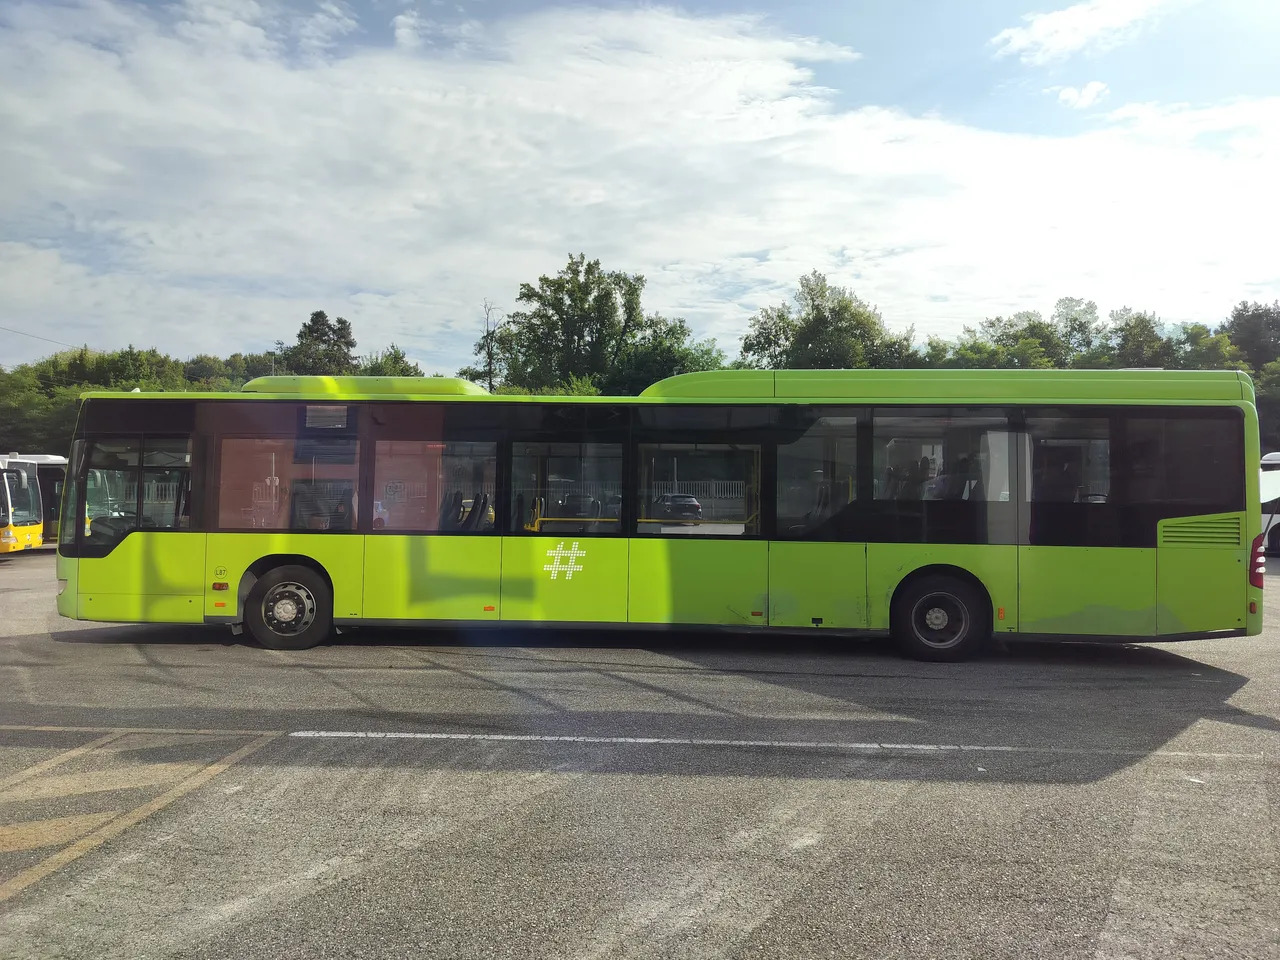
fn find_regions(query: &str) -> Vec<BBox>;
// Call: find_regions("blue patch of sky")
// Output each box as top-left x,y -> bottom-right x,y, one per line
345,0 -> 1279,135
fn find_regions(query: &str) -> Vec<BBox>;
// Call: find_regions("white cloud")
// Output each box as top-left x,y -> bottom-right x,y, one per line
1052,80 -> 1110,108
391,10 -> 423,49
992,0 -> 1194,65
0,1 -> 1277,373
295,1 -> 360,57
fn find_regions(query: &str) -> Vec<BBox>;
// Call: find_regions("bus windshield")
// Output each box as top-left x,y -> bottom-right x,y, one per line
2,469 -> 42,526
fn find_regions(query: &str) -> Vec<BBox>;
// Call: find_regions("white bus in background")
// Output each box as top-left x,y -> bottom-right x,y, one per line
1263,453 -> 1280,554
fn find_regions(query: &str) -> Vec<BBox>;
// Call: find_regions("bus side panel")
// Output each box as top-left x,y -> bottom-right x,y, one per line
364,535 -> 501,621
768,542 -> 867,629
77,533 -> 206,624
866,544 -> 1018,632
500,536 -> 627,623
628,539 -> 768,626
1018,547 -> 1155,635
1155,514 -> 1247,635
204,533 -> 365,621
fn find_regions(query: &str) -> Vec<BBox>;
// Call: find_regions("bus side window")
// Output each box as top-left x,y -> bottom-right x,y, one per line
141,439 -> 191,530
371,440 -> 495,534
218,436 -> 359,531
1026,417 -> 1110,504
776,413 -> 857,538
510,441 -> 621,536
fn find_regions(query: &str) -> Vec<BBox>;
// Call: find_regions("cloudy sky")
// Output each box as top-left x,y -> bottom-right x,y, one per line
1,0 -> 1278,373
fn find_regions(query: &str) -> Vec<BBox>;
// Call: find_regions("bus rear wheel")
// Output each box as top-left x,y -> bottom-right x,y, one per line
245,565 -> 333,651
891,575 -> 990,662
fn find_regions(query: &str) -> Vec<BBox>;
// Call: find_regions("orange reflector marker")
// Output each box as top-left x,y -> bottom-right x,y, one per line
483,605 -> 495,612
212,582 -> 229,591
997,607 -> 1005,621
751,611 -> 763,617
1250,601 -> 1257,614
214,601 -> 227,608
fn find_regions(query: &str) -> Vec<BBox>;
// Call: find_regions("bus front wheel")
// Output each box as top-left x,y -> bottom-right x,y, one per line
245,565 -> 333,651
891,575 -> 990,662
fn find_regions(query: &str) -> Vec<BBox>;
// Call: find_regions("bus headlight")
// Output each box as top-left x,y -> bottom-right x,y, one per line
0,530 -> 15,544
57,579 -> 68,595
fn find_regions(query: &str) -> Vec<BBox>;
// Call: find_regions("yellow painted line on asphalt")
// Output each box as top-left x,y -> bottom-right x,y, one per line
0,811 -> 121,854
0,725 -> 281,736
0,762 -> 205,803
0,732 -> 124,792
0,733 -> 279,904
102,732 -> 245,753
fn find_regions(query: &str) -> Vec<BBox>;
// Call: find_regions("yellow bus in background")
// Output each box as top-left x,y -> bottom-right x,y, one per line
1,453 -> 68,552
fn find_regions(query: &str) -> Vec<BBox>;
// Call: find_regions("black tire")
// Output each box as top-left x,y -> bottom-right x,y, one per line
891,574 -> 990,662
244,565 -> 333,651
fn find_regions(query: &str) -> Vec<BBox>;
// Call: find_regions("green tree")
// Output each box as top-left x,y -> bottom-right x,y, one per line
920,336 -> 955,368
600,314 -> 724,395
457,300 -> 503,391
183,354 -> 232,390
276,310 -> 357,376
966,312 -> 1062,368
1051,297 -> 1104,362
1109,308 -> 1173,368
358,344 -> 423,377
1255,359 -> 1280,399
739,271 -> 912,369
1219,300 -> 1280,374
224,352 -> 278,384
494,374 -> 602,397
1254,358 -> 1280,452
1167,323 -> 1245,371
493,254 -> 645,390
459,255 -> 718,395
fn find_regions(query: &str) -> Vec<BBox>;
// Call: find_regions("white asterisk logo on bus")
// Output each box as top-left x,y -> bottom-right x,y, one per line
544,541 -> 586,581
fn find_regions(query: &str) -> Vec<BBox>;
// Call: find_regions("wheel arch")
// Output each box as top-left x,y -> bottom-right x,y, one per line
235,554 -> 335,622
888,564 -> 995,632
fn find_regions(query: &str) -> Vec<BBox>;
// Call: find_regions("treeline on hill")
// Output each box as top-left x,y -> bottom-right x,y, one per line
0,311 -> 421,452
4,253 -> 1280,453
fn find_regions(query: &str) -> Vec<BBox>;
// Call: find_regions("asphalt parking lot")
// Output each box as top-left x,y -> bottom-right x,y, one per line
0,550 -> 1276,959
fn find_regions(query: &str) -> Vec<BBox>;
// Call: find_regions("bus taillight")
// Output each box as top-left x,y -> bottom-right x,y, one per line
1250,534 -> 1266,588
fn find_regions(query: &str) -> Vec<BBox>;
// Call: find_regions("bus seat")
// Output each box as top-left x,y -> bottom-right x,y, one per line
438,491 -> 462,530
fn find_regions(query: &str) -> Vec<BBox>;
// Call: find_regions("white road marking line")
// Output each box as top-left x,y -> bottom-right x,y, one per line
288,731 -> 1262,759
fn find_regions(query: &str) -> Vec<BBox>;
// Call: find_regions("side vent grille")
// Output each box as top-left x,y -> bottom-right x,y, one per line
1159,516 -> 1243,547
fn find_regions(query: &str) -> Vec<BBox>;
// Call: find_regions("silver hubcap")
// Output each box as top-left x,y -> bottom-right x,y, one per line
911,592 -> 969,649
262,582 -> 316,637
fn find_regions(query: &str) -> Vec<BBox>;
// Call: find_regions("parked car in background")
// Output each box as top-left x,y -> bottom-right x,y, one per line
651,493 -> 702,523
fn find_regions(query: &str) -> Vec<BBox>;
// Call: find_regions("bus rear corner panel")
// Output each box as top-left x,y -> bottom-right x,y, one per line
55,550 -> 78,620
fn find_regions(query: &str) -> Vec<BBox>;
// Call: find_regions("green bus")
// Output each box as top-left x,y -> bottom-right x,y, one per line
55,369 -> 1263,660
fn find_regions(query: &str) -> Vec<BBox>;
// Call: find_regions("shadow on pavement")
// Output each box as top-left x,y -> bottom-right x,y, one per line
32,619 -> 1274,785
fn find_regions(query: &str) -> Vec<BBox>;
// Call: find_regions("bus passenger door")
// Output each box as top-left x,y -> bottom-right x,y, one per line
1017,414 -> 1156,637
628,433 -> 769,626
500,423 -> 629,625
364,432 -> 501,622
769,413 -> 866,629
77,438 -> 206,624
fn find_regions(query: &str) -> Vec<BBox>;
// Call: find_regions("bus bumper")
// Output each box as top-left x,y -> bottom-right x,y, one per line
1,526 -> 41,552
